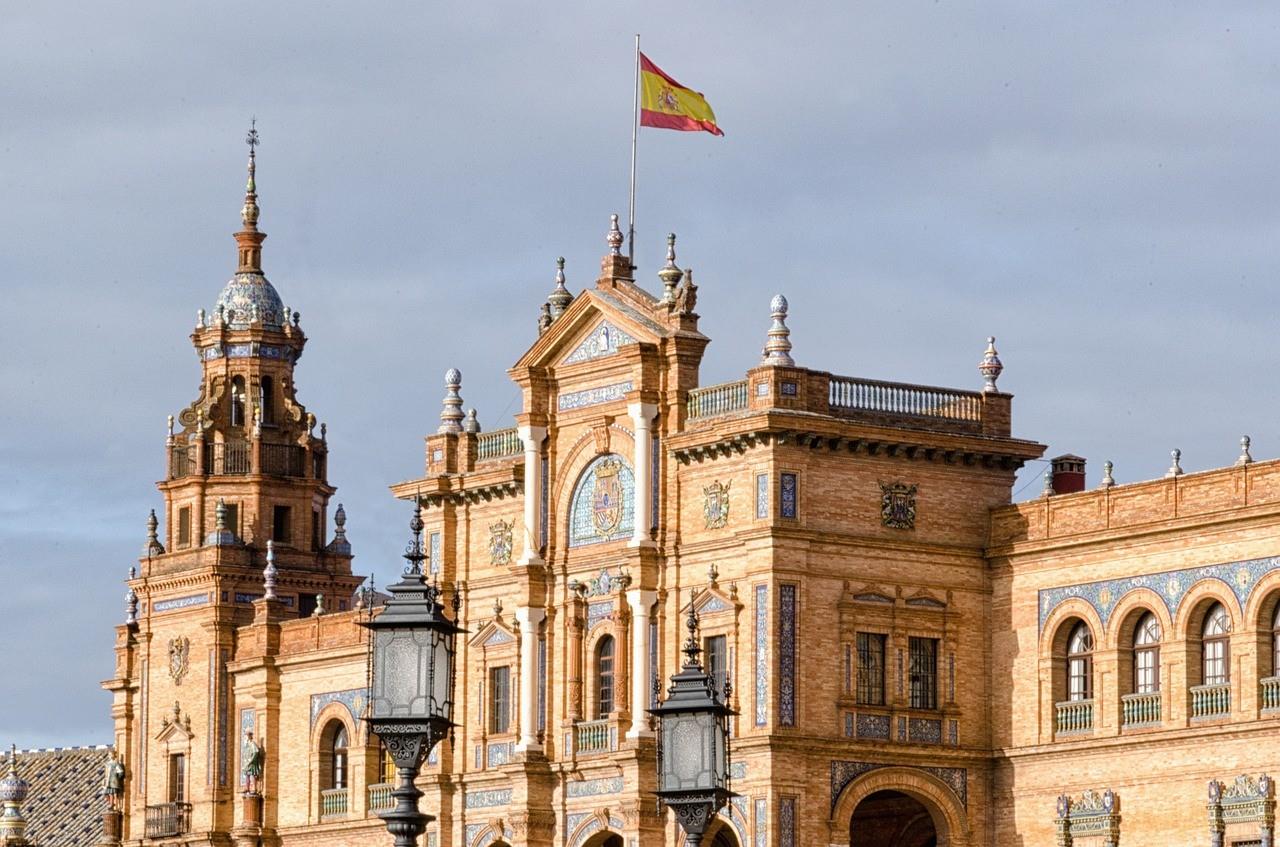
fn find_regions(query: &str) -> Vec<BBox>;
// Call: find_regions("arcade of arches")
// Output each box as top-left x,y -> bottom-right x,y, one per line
850,790 -> 938,847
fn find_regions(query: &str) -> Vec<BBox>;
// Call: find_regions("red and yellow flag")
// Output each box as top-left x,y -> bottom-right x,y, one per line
639,53 -> 723,136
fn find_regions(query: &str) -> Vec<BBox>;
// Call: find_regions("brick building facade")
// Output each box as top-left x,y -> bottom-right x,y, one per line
98,150 -> 1280,847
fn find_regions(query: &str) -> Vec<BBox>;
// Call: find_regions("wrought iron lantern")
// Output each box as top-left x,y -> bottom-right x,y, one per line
360,511 -> 463,847
650,605 -> 737,846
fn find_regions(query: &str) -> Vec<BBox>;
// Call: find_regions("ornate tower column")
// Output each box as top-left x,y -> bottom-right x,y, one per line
515,606 -> 546,753
626,589 -> 658,739
628,402 -> 657,548
517,425 -> 547,565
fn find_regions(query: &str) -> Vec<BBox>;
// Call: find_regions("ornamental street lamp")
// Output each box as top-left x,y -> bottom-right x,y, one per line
650,605 -> 737,847
359,511 -> 463,847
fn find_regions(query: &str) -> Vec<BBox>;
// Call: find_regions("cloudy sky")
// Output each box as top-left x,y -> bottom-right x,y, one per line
4,2 -> 1279,746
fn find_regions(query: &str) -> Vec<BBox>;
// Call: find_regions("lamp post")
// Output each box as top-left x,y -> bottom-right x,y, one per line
650,606 -> 737,847
359,512 -> 463,847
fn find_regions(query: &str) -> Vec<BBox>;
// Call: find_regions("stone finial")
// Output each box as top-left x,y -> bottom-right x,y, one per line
144,509 -> 166,556
1238,435 -> 1253,466
1042,468 -> 1054,497
537,302 -> 552,334
252,403 -> 263,438
166,415 -> 175,444
126,582 -> 138,626
0,744 -> 31,842
464,408 -> 481,434
979,336 -> 1003,393
1101,460 -> 1115,488
493,597 -> 503,618
313,593 -> 325,616
1166,449 -> 1183,478
264,540 -> 278,600
438,369 -> 465,434
607,213 -> 624,255
657,233 -> 684,304
241,119 -> 261,230
760,294 -> 795,366
293,310 -> 300,326
197,308 -> 206,328
547,257 -> 574,319
707,562 -> 719,586
320,422 -> 327,441
206,498 -> 240,546
326,503 -> 350,555
196,410 -> 206,437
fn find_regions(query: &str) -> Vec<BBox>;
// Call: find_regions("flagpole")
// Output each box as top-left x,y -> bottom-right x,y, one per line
628,33 -> 640,267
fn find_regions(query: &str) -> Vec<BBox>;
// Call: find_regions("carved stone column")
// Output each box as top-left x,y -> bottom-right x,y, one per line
515,606 -> 546,753
567,611 -> 584,722
627,403 -> 657,547
518,425 -> 547,565
626,589 -> 658,738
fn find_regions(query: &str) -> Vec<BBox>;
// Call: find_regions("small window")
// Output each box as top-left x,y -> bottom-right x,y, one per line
489,666 -> 511,734
178,507 -> 192,548
311,508 -> 321,552
1134,613 -> 1161,694
705,634 -> 728,699
908,637 -> 938,710
230,376 -> 247,427
1067,622 -> 1094,701
168,753 -> 186,802
272,506 -> 291,545
224,503 -> 239,539
597,636 -> 615,718
856,632 -> 887,706
329,724 -> 348,790
1202,603 -> 1231,685
259,376 -> 274,425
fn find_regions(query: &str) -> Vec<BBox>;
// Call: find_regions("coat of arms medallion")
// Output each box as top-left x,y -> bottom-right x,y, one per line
703,480 -> 731,529
880,481 -> 918,530
168,636 -> 190,684
591,459 -> 625,535
488,519 -> 514,565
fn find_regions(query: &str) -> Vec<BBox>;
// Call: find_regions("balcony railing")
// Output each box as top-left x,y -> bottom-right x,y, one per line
1262,676 -> 1280,712
828,376 -> 983,424
320,787 -> 349,819
168,445 -> 197,479
260,443 -> 305,476
144,802 -> 191,838
476,427 -> 522,460
204,441 -> 252,475
1121,691 -> 1161,727
1054,699 -> 1094,735
367,783 -> 394,813
687,381 -> 749,419
1191,682 -> 1232,719
574,719 -> 614,754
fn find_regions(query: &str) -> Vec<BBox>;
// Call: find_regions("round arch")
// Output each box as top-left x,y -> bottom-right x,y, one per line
1040,598 -> 1105,657
831,767 -> 970,847
1106,587 -> 1173,650
704,814 -> 744,846
1244,568 -> 1280,632
579,831 -> 624,847
1175,578 -> 1242,640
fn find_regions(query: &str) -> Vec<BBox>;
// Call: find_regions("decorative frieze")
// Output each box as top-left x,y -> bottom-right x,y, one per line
153,593 -> 210,613
563,321 -> 635,365
557,381 -> 634,412
566,776 -> 624,798
309,688 -> 366,729
754,584 -> 768,726
465,787 -> 512,809
1054,788 -> 1121,847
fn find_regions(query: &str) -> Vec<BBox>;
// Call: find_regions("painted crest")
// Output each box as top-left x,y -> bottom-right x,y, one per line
703,480 -> 731,529
168,636 -> 190,685
591,459 -> 625,535
879,481 -> 918,530
657,86 -> 680,112
488,519 -> 513,566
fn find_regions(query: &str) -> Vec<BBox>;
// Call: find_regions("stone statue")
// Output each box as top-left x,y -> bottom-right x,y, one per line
102,749 -> 125,810
241,731 -> 264,794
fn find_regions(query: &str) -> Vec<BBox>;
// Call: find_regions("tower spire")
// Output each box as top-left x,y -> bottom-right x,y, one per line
235,119 -> 266,273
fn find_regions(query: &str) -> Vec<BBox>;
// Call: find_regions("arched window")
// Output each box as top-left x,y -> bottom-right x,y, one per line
596,636 -> 615,718
230,376 -> 247,427
1134,612 -> 1161,693
1067,622 -> 1093,701
259,376 -> 274,425
1202,603 -> 1231,685
326,723 -> 348,790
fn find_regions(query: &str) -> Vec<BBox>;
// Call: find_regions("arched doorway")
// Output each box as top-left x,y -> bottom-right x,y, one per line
703,818 -> 742,846
850,790 -> 937,847
581,834 -> 623,847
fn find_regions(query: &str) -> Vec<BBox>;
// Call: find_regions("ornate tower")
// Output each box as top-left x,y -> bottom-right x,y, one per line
103,127 -> 361,844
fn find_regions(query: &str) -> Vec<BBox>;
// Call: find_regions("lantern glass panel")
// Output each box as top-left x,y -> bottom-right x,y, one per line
373,627 -> 442,718
661,712 -> 721,792
430,629 -> 455,722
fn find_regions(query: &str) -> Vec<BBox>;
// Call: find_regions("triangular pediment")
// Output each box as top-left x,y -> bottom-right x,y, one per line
511,290 -> 668,371
156,704 -> 195,742
469,619 -> 517,648
687,585 -> 739,616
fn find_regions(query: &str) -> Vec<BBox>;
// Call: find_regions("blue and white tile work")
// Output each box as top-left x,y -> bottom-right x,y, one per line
778,584 -> 797,726
586,600 -> 614,630
154,593 -> 210,613
464,788 -> 512,809
780,472 -> 797,519
557,381 -> 634,412
568,454 -> 635,547
428,531 -> 441,576
756,473 -> 769,519
566,775 -> 623,798
309,688 -> 366,729
1037,553 -> 1280,634
563,321 -> 636,365
214,272 -> 285,329
754,584 -> 768,726
754,797 -> 767,847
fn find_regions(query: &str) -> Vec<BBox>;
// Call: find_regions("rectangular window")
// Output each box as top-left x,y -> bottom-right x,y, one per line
1204,640 -> 1228,686
756,473 -> 769,519
272,505 -> 291,545
705,634 -> 728,699
489,666 -> 510,734
311,508 -> 321,551
856,633 -> 887,706
908,637 -> 938,710
223,503 -> 239,539
1135,647 -> 1159,694
780,473 -> 798,519
178,507 -> 191,548
168,753 -> 186,802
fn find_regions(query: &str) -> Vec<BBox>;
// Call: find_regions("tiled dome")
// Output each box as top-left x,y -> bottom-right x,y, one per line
214,272 -> 285,329
0,763 -> 28,804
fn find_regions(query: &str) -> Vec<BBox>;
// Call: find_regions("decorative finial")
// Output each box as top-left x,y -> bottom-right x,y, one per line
144,509 -> 165,556
607,214 -> 624,255
979,336 -> 1003,393
463,408 -> 481,434
1166,449 -> 1183,478
707,562 -> 719,586
320,422 -> 327,441
1042,468 -> 1054,497
326,502 -> 351,555
438,368 -> 465,433
0,744 -> 30,840
657,233 -> 684,304
166,415 -> 175,444
313,593 -> 325,616
196,409 -> 206,437
206,498 -> 240,546
1101,460 -> 1115,488
264,540 -> 278,600
196,308 -> 206,328
493,597 -> 503,618
403,508 -> 427,576
760,294 -> 795,366
682,604 -> 702,667
216,499 -> 227,530
241,119 -> 260,230
537,302 -> 552,334
547,256 -> 574,319
1238,436 -> 1253,466
252,403 -> 262,438
126,582 -> 138,626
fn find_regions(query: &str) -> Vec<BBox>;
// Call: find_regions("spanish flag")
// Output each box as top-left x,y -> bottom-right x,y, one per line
640,53 -> 724,136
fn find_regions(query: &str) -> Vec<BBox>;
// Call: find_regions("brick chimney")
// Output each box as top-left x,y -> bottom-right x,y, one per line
1050,454 -> 1087,494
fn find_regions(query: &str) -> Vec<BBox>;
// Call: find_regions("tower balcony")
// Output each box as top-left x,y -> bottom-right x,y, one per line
168,440 -> 315,480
